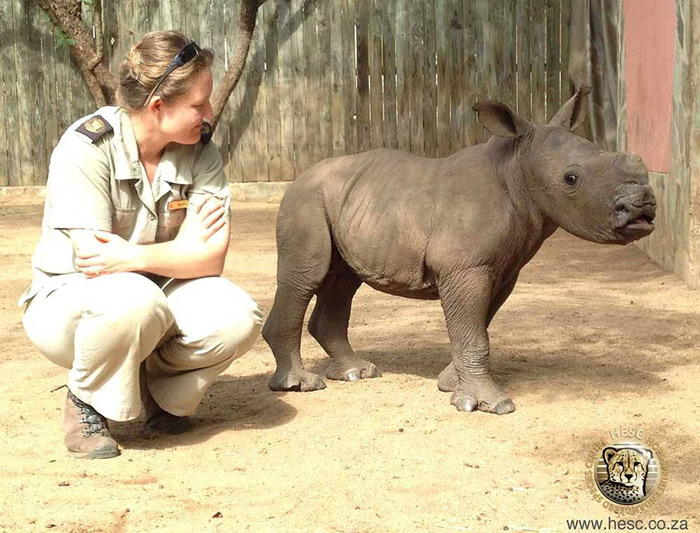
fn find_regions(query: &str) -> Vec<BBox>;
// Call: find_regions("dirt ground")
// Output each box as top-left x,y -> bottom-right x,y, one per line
0,199 -> 698,533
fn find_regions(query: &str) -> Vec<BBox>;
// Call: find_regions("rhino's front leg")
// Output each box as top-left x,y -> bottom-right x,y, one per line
438,273 -> 519,393
437,267 -> 516,415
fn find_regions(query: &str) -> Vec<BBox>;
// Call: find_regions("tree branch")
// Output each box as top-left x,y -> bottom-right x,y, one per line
35,0 -> 117,106
210,0 -> 271,130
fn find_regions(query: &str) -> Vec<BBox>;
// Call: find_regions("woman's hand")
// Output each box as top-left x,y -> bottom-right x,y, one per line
74,231 -> 143,277
178,194 -> 228,243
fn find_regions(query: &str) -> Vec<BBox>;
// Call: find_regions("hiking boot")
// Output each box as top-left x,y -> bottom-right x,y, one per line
63,390 -> 120,459
140,371 -> 192,435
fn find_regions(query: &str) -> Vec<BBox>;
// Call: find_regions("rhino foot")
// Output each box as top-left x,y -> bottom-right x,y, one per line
449,379 -> 516,415
437,361 -> 459,392
325,358 -> 382,381
268,369 -> 327,392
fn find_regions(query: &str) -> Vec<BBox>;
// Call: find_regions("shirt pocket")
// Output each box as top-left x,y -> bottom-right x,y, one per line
112,206 -> 137,239
156,204 -> 187,242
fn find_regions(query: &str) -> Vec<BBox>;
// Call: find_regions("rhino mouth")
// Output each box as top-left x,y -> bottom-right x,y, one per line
612,202 -> 656,235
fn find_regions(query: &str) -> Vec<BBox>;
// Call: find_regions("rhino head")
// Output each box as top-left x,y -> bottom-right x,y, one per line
474,87 -> 656,245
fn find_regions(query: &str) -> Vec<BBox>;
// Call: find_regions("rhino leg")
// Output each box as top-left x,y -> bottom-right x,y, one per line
438,267 -> 516,415
308,260 -> 382,381
262,202 -> 332,393
438,274 -> 518,394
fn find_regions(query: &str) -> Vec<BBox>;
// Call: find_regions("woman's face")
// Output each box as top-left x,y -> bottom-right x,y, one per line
159,68 -> 214,145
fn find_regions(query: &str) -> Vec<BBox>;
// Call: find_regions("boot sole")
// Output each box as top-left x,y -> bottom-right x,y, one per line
67,447 -> 120,459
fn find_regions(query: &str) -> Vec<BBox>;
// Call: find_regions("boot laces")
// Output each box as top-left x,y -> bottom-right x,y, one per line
68,391 -> 109,438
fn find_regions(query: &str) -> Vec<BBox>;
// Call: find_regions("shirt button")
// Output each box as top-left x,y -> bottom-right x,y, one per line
149,214 -> 156,221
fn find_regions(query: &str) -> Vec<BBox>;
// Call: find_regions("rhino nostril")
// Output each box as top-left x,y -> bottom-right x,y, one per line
614,203 -> 627,212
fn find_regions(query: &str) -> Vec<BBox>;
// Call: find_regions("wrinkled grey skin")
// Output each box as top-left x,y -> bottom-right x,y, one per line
262,88 -> 656,415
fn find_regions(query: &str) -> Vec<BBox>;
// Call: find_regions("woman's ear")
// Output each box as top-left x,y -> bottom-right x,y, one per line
147,95 -> 164,116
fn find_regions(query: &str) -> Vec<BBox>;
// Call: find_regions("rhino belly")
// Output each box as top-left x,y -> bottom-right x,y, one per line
331,209 -> 438,299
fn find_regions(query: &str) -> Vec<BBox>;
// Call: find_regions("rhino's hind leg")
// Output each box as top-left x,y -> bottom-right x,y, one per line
308,261 -> 382,381
262,201 -> 333,393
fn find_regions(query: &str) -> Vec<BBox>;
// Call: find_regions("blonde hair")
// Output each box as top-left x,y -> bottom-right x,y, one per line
116,31 -> 214,110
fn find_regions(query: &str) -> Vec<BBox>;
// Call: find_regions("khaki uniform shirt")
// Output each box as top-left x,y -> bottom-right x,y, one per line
19,106 -> 230,307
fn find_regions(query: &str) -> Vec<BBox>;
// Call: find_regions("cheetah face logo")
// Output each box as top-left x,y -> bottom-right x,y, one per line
603,447 -> 652,494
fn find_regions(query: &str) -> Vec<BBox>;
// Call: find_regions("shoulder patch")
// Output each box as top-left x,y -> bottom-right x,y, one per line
76,115 -> 113,143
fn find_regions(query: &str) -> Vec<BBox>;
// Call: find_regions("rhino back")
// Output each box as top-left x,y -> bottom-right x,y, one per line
287,147 -> 516,297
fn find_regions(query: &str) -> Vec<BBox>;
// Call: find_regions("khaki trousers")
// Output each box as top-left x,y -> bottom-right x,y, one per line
23,273 -> 263,421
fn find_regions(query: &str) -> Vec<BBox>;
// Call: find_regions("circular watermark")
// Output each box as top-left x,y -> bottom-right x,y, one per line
586,427 -> 667,514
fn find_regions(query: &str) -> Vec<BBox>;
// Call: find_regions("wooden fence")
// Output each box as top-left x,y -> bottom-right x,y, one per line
0,0 -> 572,187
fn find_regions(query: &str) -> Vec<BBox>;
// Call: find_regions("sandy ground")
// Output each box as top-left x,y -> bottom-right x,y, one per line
0,200 -> 698,533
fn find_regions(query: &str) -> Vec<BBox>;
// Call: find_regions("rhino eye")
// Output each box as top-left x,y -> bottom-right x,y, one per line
563,173 -> 579,187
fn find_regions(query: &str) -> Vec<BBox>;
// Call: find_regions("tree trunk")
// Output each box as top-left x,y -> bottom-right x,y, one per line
35,0 -> 117,106
210,0 -> 270,130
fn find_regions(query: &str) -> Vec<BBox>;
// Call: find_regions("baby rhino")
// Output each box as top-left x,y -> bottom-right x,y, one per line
262,87 -> 656,415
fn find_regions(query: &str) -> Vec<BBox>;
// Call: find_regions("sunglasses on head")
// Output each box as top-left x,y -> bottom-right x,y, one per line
143,40 -> 202,107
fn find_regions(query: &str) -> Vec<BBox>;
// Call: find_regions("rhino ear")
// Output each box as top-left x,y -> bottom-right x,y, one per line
473,101 -> 532,139
550,85 -> 591,131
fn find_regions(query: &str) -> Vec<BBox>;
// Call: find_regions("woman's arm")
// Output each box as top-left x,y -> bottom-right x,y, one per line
72,195 -> 230,279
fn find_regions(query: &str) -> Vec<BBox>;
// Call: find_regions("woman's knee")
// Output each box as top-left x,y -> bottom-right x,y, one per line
85,273 -> 172,330
172,279 -> 263,362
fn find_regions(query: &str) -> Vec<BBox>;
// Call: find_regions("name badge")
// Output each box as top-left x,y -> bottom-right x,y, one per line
168,199 -> 189,211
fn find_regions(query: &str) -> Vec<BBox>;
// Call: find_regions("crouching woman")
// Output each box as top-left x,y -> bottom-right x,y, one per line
19,31 -> 263,459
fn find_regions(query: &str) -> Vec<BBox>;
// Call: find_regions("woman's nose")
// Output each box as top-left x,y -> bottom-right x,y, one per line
203,100 -> 213,120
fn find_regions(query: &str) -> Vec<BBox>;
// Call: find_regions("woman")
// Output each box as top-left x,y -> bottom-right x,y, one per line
19,31 -> 263,459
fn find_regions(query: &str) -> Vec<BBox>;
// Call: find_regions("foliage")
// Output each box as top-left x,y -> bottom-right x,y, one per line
54,28 -> 76,49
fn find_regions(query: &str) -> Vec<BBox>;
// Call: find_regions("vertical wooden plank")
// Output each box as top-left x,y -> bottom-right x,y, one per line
225,0 -> 245,182
303,0 -> 321,164
28,3 -> 49,185
198,0 -> 213,47
340,0 -> 357,155
263,1 -> 282,181
102,0 -> 119,70
436,0 -> 451,157
408,1 -> 424,155
290,0 -> 309,175
488,0 -> 504,104
560,0 -> 573,103
12,0 -> 35,185
158,0 -> 172,31
248,5 -> 268,182
447,0 -> 465,154
233,2 -> 263,183
209,0 -> 230,182
54,31 -> 71,134
355,0 -> 371,153
516,0 -> 532,120
546,0 -> 561,120
531,0 -> 546,124
276,0 -> 296,180
423,0 -> 438,157
329,0 -> 346,156
133,0 -> 150,42
0,0 -> 11,186
502,0 -> 517,109
368,0 -> 384,149
463,0 -> 479,145
395,0 -> 410,152
166,0 -> 182,32
474,0 -> 489,141
315,0 -> 332,159
381,0 -> 398,150
185,0 -> 200,41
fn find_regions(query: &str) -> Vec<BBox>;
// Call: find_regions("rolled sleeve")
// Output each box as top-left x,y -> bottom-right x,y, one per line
46,137 -> 112,231
186,142 -> 231,220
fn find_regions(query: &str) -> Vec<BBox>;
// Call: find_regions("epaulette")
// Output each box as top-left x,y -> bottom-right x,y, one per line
200,121 -> 213,145
76,115 -> 113,143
